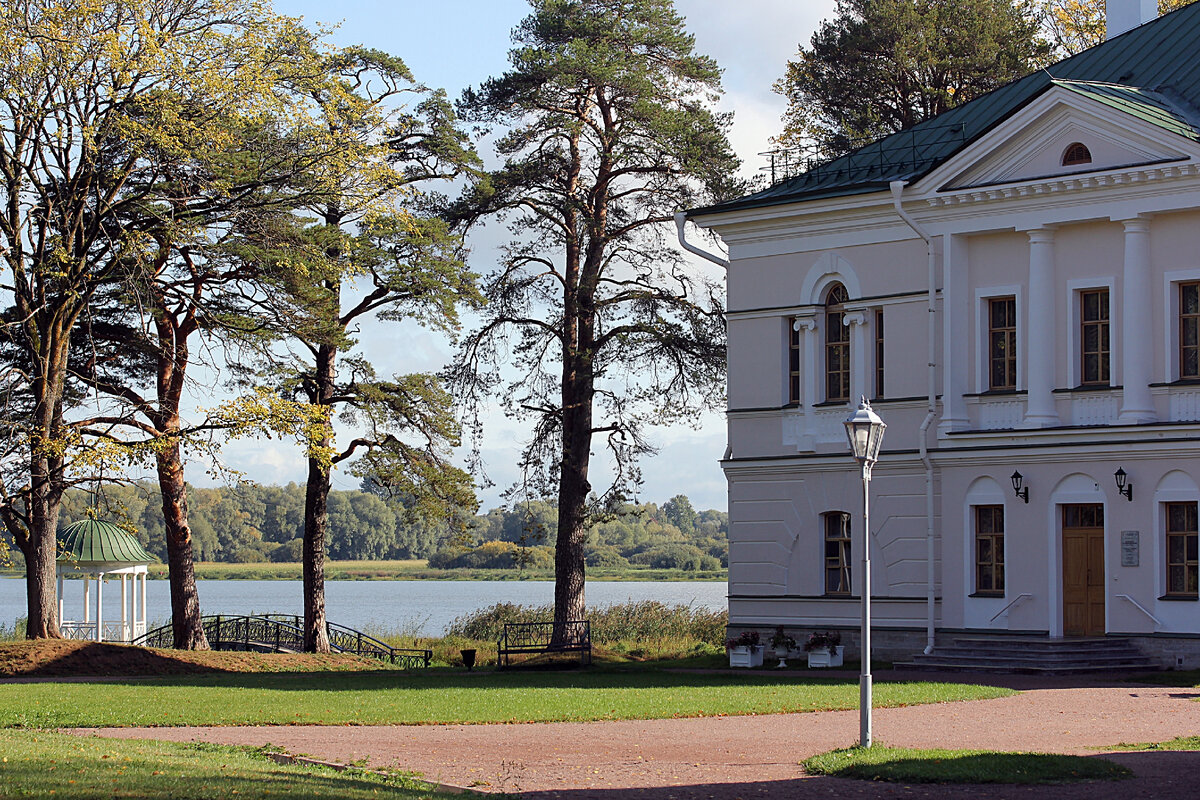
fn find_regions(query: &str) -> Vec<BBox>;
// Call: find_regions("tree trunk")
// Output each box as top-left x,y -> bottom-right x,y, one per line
25,450 -> 62,639
156,442 -> 209,650
553,354 -> 593,636
25,357 -> 66,639
302,342 -> 335,653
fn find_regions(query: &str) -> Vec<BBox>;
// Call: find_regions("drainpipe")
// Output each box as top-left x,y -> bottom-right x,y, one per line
889,181 -> 938,655
675,211 -> 729,269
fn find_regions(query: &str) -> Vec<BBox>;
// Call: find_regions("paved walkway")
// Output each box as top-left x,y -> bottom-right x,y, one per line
82,673 -> 1200,799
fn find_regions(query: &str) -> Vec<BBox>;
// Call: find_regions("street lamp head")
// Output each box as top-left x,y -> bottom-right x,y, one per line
844,396 -> 887,466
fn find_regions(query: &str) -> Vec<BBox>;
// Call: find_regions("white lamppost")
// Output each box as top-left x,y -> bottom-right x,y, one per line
844,396 -> 886,748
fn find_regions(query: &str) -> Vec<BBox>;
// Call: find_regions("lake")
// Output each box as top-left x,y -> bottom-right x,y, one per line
0,577 -> 727,637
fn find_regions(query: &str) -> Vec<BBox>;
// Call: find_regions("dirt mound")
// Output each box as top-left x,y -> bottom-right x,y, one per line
0,640 -> 386,678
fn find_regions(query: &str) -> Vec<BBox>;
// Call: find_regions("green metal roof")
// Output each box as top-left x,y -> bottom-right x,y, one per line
692,3 -> 1200,217
1054,80 -> 1200,140
57,519 -> 154,565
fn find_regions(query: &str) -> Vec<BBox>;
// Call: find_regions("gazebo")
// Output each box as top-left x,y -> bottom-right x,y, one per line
56,519 -> 154,642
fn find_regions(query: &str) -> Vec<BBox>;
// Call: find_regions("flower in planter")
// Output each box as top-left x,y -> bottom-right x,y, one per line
725,630 -> 760,650
803,631 -> 842,652
770,626 -> 796,652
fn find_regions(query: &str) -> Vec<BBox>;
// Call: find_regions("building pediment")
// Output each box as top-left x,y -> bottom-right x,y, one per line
935,83 -> 1200,192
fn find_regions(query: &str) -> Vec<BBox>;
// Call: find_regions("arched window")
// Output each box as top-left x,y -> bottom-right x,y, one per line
1062,142 -> 1092,166
825,283 -> 850,402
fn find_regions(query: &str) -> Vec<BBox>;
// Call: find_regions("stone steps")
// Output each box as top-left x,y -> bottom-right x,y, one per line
893,635 -> 1160,675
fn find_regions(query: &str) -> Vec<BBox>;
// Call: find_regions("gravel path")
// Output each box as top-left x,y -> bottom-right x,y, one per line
80,672 -> 1200,799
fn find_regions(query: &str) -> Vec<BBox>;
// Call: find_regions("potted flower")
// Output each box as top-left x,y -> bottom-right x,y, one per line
770,626 -> 796,668
725,630 -> 764,668
803,631 -> 844,668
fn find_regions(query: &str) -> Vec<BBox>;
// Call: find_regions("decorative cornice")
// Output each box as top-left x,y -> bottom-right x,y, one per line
926,161 -> 1200,209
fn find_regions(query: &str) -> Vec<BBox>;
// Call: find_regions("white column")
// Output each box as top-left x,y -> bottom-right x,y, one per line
140,572 -> 148,633
95,576 -> 104,643
57,575 -> 64,627
120,574 -> 128,642
83,577 -> 90,623
1119,217 -> 1157,423
799,316 -> 818,411
846,311 -> 869,405
1024,228 -> 1060,427
940,233 -> 970,432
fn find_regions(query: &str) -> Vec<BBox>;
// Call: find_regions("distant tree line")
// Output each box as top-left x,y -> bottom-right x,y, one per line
433,495 -> 728,572
26,485 -> 725,570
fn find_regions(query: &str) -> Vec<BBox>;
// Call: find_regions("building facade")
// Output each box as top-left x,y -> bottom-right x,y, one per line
689,4 -> 1200,666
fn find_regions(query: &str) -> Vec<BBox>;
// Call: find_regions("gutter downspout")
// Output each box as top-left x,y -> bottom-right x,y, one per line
675,211 -> 730,269
889,180 -> 938,655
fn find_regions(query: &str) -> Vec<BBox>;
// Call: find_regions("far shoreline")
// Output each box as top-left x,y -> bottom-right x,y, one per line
1,561 -> 727,583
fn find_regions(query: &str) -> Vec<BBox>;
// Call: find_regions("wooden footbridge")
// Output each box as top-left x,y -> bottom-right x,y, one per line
135,614 -> 432,669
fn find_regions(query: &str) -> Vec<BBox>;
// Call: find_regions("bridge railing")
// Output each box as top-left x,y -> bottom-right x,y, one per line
134,614 -> 431,668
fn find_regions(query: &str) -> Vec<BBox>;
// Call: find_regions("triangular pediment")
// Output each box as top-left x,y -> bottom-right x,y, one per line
935,84 -> 1200,191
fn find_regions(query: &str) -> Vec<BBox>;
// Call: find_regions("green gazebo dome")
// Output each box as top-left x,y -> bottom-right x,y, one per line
57,519 -> 154,565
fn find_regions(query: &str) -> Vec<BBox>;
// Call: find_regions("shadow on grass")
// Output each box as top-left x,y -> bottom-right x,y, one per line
75,667 -> 869,692
512,750 -> 1196,800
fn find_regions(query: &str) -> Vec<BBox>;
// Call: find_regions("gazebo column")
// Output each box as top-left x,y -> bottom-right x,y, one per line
96,574 -> 103,643
140,571 -> 148,636
57,574 -> 64,628
120,574 -> 129,642
83,577 -> 91,624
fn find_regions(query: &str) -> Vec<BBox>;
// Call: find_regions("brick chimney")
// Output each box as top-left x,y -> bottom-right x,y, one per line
1107,0 -> 1157,39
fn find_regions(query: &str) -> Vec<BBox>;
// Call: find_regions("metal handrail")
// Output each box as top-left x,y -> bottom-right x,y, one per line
989,593 -> 1033,624
1116,594 -> 1162,631
134,614 -> 431,668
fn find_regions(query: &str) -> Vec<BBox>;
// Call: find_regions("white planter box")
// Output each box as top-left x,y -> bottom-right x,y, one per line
728,645 -> 765,668
806,645 -> 844,668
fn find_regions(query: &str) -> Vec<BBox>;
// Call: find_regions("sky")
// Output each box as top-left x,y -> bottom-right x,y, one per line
204,0 -> 839,512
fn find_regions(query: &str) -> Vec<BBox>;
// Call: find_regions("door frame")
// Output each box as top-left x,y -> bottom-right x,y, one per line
1062,504 -> 1106,637
1047,476 -> 1109,638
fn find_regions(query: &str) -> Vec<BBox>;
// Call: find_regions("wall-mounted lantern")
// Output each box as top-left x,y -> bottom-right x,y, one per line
1114,468 -> 1133,502
1010,470 -> 1029,504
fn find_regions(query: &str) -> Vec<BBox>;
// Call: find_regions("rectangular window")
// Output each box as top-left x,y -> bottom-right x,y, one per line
988,297 -> 1017,390
974,505 -> 1005,596
826,314 -> 850,402
875,309 -> 884,399
1166,502 -> 1199,598
788,318 -> 800,404
824,511 -> 852,595
1080,289 -> 1110,385
1182,283 -> 1200,379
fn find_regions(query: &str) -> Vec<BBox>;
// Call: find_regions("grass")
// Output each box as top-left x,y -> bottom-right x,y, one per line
1109,735 -> 1200,751
0,728 -> 453,799
803,745 -> 1132,784
0,670 -> 1014,728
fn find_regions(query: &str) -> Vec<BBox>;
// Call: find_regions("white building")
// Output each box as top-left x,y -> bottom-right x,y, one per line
687,2 -> 1200,666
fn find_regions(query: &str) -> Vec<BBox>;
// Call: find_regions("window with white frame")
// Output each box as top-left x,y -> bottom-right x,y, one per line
1166,502 -> 1199,598
974,505 -> 1005,596
1080,288 -> 1110,386
1182,282 -> 1200,380
788,317 -> 801,404
988,296 -> 1017,390
823,511 -> 852,595
825,284 -> 850,402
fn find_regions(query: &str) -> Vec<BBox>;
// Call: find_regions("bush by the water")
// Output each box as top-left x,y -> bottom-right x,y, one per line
445,600 -> 727,660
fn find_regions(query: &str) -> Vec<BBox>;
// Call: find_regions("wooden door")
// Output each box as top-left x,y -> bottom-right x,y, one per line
1062,504 -> 1105,637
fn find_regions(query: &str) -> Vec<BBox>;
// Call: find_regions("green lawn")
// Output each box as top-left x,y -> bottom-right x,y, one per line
1109,735 -> 1200,751
0,671 -> 1013,728
803,745 -> 1131,784
0,729 -> 452,799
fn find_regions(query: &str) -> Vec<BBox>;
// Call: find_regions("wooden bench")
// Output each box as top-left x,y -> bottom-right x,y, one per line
497,620 -> 591,668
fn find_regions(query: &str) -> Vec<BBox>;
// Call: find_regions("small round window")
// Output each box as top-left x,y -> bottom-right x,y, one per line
1062,142 -> 1092,166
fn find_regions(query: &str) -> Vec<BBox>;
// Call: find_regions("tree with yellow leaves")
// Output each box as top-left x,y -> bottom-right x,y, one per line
0,0 -> 311,640
1039,0 -> 1198,55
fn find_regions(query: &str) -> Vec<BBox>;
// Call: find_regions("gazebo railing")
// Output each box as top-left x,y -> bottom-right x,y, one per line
59,620 -> 147,642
